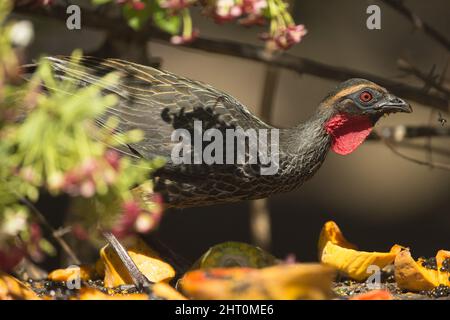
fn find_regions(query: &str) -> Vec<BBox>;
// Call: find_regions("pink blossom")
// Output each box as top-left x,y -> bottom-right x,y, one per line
283,253 -> 297,264
72,224 -> 89,241
238,14 -> 265,26
213,0 -> 243,23
159,0 -> 193,10
27,223 -> 45,262
132,1 -> 146,10
242,0 -> 267,15
80,180 -> 96,198
19,166 -> 38,184
0,246 -> 24,272
116,0 -> 146,10
111,200 -> 142,238
28,0 -> 53,5
104,149 -> 121,171
80,158 -> 98,178
62,170 -> 82,195
273,24 -> 308,50
30,223 -> 41,242
111,194 -> 164,237
170,29 -> 199,45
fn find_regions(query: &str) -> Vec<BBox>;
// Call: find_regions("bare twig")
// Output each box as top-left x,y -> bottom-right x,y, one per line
386,140 -> 450,158
102,231 -> 153,292
374,131 -> 450,171
368,125 -> 450,140
18,196 -> 81,265
12,3 -> 449,112
162,39 -> 449,111
381,0 -> 450,51
53,226 -> 72,238
397,59 -> 450,98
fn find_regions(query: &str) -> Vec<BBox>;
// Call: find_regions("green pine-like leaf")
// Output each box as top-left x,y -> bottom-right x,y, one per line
91,0 -> 112,5
152,7 -> 181,35
122,3 -> 152,31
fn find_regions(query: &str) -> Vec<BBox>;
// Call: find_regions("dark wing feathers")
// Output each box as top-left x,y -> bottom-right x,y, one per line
45,56 -> 270,161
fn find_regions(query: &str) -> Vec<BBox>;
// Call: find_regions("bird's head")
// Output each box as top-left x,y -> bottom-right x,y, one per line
321,78 -> 412,155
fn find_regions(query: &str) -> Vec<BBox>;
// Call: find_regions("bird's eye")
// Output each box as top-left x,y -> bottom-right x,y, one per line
359,91 -> 373,103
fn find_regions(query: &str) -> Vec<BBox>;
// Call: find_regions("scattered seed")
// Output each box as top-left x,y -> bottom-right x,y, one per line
420,257 -> 437,270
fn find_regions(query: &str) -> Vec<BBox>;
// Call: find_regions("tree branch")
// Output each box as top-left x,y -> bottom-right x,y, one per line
13,3 -> 449,112
18,196 -> 81,265
381,0 -> 450,52
368,125 -> 450,141
375,131 -> 450,171
397,59 -> 450,98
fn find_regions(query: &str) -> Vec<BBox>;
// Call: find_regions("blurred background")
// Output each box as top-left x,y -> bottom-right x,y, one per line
13,0 -> 449,264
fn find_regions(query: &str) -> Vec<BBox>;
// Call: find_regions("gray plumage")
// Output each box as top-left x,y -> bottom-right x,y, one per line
44,56 -> 345,208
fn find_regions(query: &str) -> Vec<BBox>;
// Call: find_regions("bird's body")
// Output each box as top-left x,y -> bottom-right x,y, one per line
44,56 -> 411,208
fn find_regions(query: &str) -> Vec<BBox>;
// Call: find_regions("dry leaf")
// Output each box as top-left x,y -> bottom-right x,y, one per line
318,221 -> 404,281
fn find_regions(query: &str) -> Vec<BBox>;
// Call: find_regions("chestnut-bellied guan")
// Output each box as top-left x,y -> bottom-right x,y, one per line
42,56 -> 412,289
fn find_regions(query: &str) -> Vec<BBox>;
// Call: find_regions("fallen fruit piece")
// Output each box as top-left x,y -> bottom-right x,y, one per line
48,265 -> 96,282
179,263 -> 335,300
192,241 -> 277,269
101,236 -> 175,287
78,288 -> 148,300
0,272 -> 40,300
318,221 -> 403,281
350,289 -> 393,300
318,221 -> 357,257
395,249 -> 450,291
95,258 -> 105,278
153,282 -> 187,300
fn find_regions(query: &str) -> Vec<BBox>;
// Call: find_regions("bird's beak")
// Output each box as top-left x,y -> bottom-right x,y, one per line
375,94 -> 412,114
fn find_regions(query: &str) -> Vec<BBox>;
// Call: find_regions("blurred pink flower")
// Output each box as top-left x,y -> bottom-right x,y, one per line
159,0 -> 194,10
238,14 -> 265,26
0,246 -> 24,272
213,0 -> 243,23
27,223 -> 44,262
116,0 -> 146,10
0,224 -> 44,271
80,180 -> 96,198
104,149 -> 121,171
111,200 -> 142,238
111,194 -> 164,238
72,224 -> 89,241
170,29 -> 199,45
273,24 -> 307,50
242,0 -> 267,15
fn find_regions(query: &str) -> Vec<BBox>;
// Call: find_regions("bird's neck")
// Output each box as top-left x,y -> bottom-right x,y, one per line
281,106 -> 334,156
278,105 -> 375,178
277,106 -> 334,180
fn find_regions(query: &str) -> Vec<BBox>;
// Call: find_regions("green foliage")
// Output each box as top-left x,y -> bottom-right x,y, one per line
91,0 -> 113,5
0,0 -> 165,266
151,3 -> 181,35
91,0 -> 305,49
122,2 -> 153,31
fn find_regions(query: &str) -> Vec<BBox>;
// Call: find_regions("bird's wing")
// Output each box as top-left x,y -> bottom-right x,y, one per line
44,56 -> 271,160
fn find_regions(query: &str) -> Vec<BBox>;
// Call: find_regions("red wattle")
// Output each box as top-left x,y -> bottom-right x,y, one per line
325,113 -> 373,155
